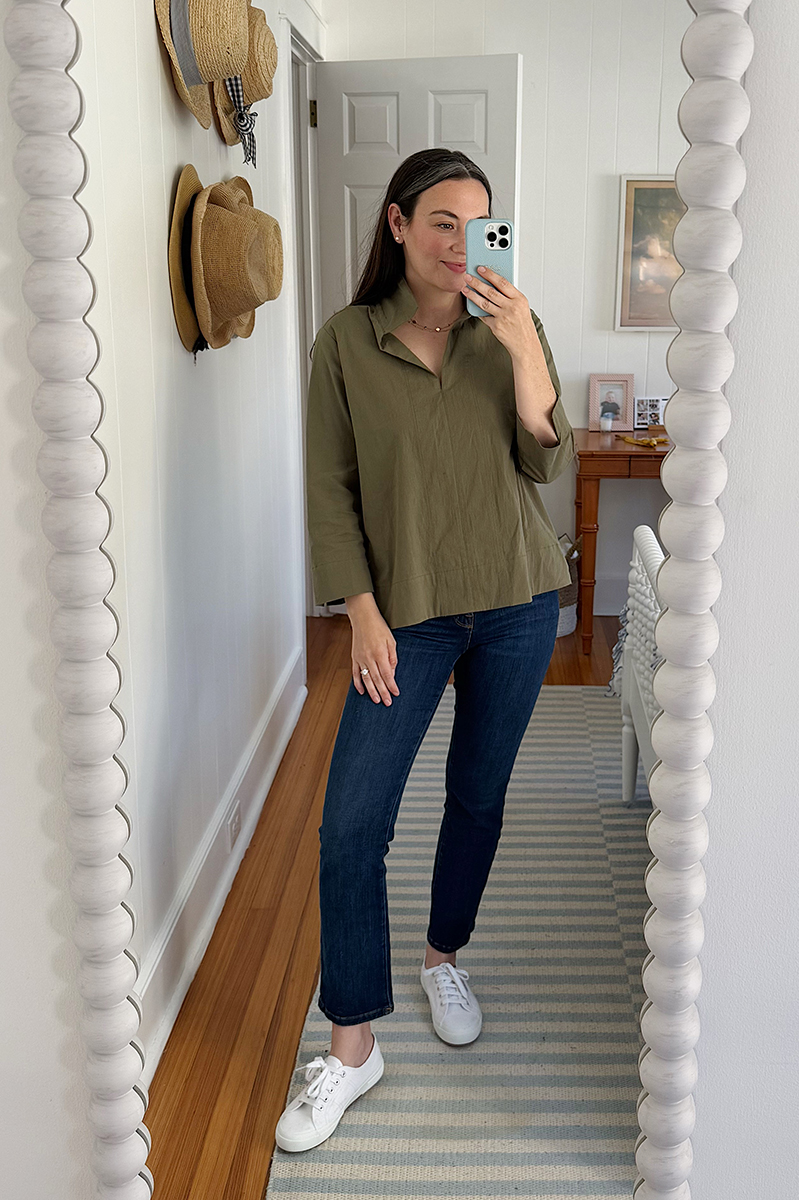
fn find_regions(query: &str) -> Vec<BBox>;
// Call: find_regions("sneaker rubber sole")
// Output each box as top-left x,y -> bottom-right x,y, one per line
429,1013 -> 482,1046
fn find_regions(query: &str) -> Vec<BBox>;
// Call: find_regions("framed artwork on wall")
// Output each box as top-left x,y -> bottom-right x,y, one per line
634,395 -> 671,429
588,373 -> 635,432
615,175 -> 687,331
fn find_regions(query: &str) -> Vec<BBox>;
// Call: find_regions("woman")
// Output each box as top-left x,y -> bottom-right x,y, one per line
276,149 -> 575,1153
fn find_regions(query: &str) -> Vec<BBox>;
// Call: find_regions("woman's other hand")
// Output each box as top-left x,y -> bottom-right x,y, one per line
345,593 -> 400,705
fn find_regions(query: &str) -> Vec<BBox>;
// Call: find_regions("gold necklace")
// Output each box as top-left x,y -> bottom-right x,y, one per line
409,314 -> 458,333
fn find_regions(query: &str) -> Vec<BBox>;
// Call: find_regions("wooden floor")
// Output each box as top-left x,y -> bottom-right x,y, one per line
143,612 -> 621,1198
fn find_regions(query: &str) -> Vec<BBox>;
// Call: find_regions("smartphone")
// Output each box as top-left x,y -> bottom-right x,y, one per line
464,217 -> 515,318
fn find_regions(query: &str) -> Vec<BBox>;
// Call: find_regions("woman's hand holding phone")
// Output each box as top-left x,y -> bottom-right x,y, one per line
462,264 -> 542,365
466,264 -> 560,443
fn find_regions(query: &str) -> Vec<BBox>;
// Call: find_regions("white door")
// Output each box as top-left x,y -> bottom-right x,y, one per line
315,53 -> 523,319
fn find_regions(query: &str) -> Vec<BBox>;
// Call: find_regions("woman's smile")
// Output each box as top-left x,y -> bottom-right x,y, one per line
442,261 -> 466,273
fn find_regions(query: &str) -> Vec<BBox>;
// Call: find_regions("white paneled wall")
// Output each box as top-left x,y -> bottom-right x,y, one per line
328,0 -> 691,612
68,0 -> 322,1070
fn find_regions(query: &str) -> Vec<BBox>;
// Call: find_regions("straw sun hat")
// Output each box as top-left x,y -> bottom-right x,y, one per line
168,163 -> 283,352
211,1 -> 278,148
154,0 -> 249,128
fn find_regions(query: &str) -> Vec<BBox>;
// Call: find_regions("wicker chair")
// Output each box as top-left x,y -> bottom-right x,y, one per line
606,525 -> 665,806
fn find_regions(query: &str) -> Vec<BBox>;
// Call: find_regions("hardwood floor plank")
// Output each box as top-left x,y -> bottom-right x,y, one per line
187,793 -> 323,1195
222,882 -> 320,1200
146,776 -> 322,1190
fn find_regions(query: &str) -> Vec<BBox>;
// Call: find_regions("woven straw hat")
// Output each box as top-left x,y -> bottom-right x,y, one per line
168,164 -> 283,352
154,0 -> 249,128
211,2 -> 278,146
167,163 -> 205,351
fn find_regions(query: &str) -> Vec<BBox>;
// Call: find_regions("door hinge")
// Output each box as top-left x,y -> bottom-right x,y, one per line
309,99 -> 317,128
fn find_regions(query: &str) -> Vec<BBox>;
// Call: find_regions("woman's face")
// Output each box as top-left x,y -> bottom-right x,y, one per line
388,178 -> 491,298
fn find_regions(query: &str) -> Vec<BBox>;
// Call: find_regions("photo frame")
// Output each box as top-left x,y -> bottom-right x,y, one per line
588,373 -> 635,432
634,395 -> 670,429
615,175 -> 687,331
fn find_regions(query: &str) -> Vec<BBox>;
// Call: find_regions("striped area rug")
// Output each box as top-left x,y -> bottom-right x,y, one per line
266,685 -> 653,1199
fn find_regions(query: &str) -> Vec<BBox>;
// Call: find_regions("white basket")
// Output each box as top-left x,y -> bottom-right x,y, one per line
556,602 -> 577,638
555,532 -> 580,638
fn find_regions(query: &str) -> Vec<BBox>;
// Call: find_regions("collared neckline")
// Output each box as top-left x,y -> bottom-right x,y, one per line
368,274 -> 473,345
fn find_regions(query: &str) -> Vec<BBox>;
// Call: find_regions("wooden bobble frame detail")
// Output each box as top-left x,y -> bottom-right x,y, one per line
3,1 -> 152,1196
633,2 -> 752,1197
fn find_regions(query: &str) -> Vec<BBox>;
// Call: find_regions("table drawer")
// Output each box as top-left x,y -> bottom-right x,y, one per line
630,456 -> 665,478
576,455 -> 630,477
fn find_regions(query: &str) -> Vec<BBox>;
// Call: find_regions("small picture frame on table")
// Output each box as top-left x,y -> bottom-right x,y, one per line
588,373 -> 635,432
634,395 -> 670,429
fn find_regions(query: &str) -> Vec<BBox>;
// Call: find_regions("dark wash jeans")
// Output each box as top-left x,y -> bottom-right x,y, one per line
317,588 -> 560,1026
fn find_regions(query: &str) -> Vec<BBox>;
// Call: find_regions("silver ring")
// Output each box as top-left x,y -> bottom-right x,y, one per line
360,667 -> 370,676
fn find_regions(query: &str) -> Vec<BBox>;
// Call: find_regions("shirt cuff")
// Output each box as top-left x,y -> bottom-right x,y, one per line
515,393 -> 575,484
312,555 -> 375,607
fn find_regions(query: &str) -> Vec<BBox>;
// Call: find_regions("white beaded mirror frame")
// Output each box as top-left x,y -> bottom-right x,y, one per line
3,1 -> 753,1196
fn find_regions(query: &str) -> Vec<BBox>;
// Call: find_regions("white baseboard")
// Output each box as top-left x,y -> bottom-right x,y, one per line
136,643 -> 308,1087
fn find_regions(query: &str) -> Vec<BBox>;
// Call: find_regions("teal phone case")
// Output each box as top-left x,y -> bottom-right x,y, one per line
464,218 -> 514,317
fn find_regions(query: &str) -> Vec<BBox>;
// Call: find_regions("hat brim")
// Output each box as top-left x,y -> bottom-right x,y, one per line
167,164 -> 204,351
154,0 -> 213,128
191,176 -> 257,349
209,90 -> 227,142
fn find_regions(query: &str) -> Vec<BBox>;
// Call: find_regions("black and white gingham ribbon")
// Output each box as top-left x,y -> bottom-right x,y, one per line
224,75 -> 257,167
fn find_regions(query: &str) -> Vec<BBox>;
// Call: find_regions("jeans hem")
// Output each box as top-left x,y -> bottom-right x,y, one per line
426,932 -> 469,954
317,1000 -> 394,1026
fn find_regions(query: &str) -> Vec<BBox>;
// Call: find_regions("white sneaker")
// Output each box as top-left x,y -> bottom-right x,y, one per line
420,960 -> 483,1045
274,1034 -> 384,1153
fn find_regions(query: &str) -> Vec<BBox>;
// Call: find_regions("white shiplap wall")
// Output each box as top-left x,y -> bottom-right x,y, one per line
326,0 -> 691,612
69,0 -> 324,1068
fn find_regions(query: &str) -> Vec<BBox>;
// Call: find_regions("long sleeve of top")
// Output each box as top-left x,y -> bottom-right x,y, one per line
304,325 -> 375,607
305,274 -> 576,629
514,311 -> 574,485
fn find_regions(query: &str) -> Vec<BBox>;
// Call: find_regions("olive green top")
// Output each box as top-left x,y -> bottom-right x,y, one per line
305,273 -> 575,630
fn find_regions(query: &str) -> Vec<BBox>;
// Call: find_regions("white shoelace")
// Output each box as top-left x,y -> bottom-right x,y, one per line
294,1055 -> 345,1110
430,962 -> 472,1008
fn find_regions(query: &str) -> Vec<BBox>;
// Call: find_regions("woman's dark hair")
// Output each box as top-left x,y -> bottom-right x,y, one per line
350,148 -> 492,307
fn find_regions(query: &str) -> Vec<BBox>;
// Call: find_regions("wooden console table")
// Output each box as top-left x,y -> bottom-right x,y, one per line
573,428 -> 671,656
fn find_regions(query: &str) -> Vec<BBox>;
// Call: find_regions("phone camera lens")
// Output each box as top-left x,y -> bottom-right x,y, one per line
486,231 -> 497,243
498,224 -> 509,236
498,237 -> 508,248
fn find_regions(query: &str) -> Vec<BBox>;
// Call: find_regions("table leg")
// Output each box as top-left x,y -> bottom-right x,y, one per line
578,476 -> 599,656
574,475 -> 583,620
